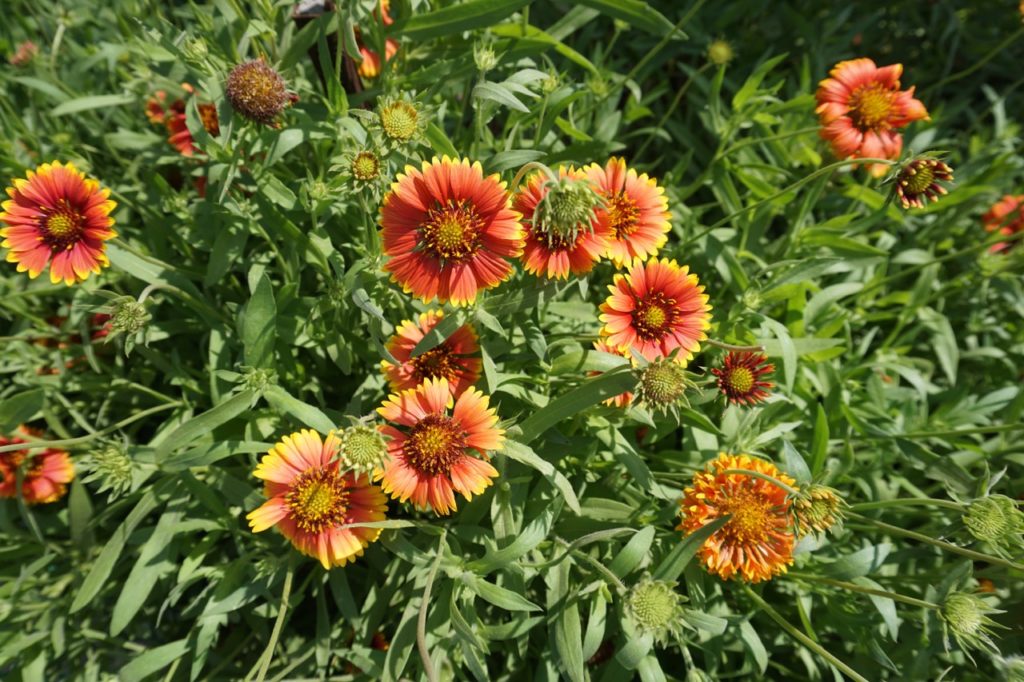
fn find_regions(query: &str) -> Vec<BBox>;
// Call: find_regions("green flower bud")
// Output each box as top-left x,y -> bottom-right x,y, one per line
80,442 -> 135,500
637,358 -> 692,411
339,425 -> 390,474
940,592 -> 1005,660
627,578 -> 684,644
964,495 -> 1024,557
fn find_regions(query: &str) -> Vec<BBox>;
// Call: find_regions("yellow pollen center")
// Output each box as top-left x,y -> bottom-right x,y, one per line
640,305 -> 666,329
727,367 -> 754,394
286,468 -> 347,532
421,200 -> 482,262
380,102 -> 419,141
405,414 -> 464,476
607,192 -> 640,238
632,293 -> 676,340
848,84 -> 894,131
904,166 -> 935,194
296,482 -> 334,518
718,489 -> 773,545
352,153 -> 380,181
46,213 -> 75,238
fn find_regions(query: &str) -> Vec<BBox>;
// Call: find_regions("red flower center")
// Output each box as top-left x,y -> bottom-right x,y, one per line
421,200 -> 483,262
405,414 -> 465,475
606,192 -> 640,238
726,366 -> 755,394
632,293 -> 676,340
42,202 -> 84,249
848,83 -> 894,131
412,346 -> 459,384
715,486 -> 775,545
286,467 -> 349,532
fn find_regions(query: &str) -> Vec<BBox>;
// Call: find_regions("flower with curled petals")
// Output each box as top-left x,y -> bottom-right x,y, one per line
1,161 -> 117,285
246,429 -> 388,569
712,351 -> 774,406
583,157 -> 671,266
815,58 -> 929,177
515,167 -> 611,279
381,310 -> 482,396
678,453 -> 797,583
376,377 -> 503,515
599,258 -> 712,362
380,157 -> 525,306
0,431 -> 75,505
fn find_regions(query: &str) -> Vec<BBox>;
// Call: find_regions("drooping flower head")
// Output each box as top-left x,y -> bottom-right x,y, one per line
712,351 -> 774,406
381,310 -> 482,396
246,429 -> 388,569
380,157 -> 525,306
514,167 -> 611,280
982,195 -> 1024,253
593,340 -> 634,408
816,58 -> 929,176
376,377 -> 503,515
146,85 -> 220,157
894,158 -> 953,209
1,161 -> 117,285
225,58 -> 294,127
583,157 -> 671,266
678,453 -> 797,583
599,258 -> 712,362
0,432 -> 75,504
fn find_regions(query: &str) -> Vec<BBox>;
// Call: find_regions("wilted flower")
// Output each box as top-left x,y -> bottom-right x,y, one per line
793,484 -> 847,537
225,58 -> 294,127
963,495 -> 1023,557
627,578 -> 684,643
894,158 -> 953,209
940,592 -> 1005,660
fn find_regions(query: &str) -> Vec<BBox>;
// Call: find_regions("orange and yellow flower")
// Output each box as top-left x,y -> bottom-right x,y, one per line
712,351 -> 774,406
514,167 -> 612,279
0,432 -> 74,505
376,377 -> 502,515
381,310 -> 482,396
1,162 -> 117,285
357,0 -> 399,78
678,453 -> 796,583
246,429 -> 388,569
146,85 -> 220,157
583,157 -> 671,266
982,194 -> 1024,253
381,157 -> 525,306
599,258 -> 712,362
815,58 -> 929,176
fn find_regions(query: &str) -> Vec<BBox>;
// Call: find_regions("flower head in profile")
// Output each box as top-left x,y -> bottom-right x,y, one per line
0,431 -> 74,505
514,166 -> 611,280
225,58 -> 295,127
380,157 -> 524,306
593,341 -> 634,408
1,161 -> 117,285
381,310 -> 482,396
599,258 -> 712,362
816,58 -> 929,176
356,0 -> 399,78
711,351 -> 774,406
678,453 -> 797,583
792,484 -> 847,537
982,195 -> 1024,253
963,495 -> 1023,558
940,592 -> 1006,661
246,429 -> 388,569
893,158 -> 953,209
376,377 -> 503,515
584,157 -> 671,266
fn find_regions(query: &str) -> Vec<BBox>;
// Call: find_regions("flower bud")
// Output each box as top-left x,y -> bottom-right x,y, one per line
627,578 -> 684,643
894,158 -> 953,209
339,425 -> 390,474
707,40 -> 734,66
378,97 -> 422,143
226,58 -> 293,126
940,592 -> 1005,659
80,442 -> 135,500
110,297 -> 150,336
963,495 -> 1024,557
351,150 -> 382,183
793,484 -> 846,537
637,358 -> 692,411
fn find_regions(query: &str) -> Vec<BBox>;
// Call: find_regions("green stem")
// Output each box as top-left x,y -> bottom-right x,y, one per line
707,338 -> 765,353
718,126 -> 820,159
926,26 -> 1024,94
0,403 -> 179,454
635,62 -> 712,160
418,530 -> 446,682
848,512 -> 1024,572
720,468 -> 801,496
862,423 -> 1024,440
510,161 -> 557,192
251,565 -> 294,682
849,498 -> 965,513
743,585 -> 870,682
786,572 -> 940,610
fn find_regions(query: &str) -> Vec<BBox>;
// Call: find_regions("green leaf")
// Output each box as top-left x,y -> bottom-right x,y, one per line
732,54 -> 787,110
780,441 -> 812,485
920,308 -> 959,384
110,505 -> 184,635
264,385 -> 335,434
153,390 -> 256,460
68,480 -> 94,550
517,369 -> 637,443
424,123 -> 459,158
461,573 -> 541,612
823,543 -> 893,580
500,440 -> 580,513
412,311 -> 465,358
258,172 -> 298,209
0,389 -> 45,432
739,620 -> 768,673
810,403 -> 829,475
575,0 -> 678,37
608,526 -> 654,578
474,82 -> 531,113
243,274 -> 277,369
118,639 -> 190,682
550,562 -> 585,682
401,0 -> 532,41
467,504 -> 555,573
652,516 -> 730,582
51,93 -> 136,116
550,349 -> 630,375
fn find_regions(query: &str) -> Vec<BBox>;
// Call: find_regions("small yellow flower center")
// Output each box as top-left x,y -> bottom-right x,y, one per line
717,488 -> 773,545
632,293 -> 676,340
412,346 -> 458,383
727,366 -> 755,394
286,467 -> 348,532
352,152 -> 381,181
405,414 -> 465,476
848,83 -> 894,131
421,200 -> 483,262
903,165 -> 935,195
46,214 -> 75,237
41,203 -> 84,249
380,101 -> 419,141
606,192 -> 640,238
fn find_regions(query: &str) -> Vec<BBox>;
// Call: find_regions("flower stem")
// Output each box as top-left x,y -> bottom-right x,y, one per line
0,403 -> 179,454
847,512 -> 1024,572
742,585 -> 870,682
706,338 -> 765,353
418,530 -> 447,682
786,572 -> 940,610
721,468 -> 801,496
510,161 -> 557,191
252,564 -> 294,682
849,498 -> 965,513
861,423 -> 1024,440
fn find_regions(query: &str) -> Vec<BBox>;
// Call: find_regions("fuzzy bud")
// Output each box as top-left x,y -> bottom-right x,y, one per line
637,358 -> 692,411
80,442 -> 135,500
226,58 -> 292,126
338,425 -> 390,474
627,578 -> 684,644
707,40 -> 735,66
